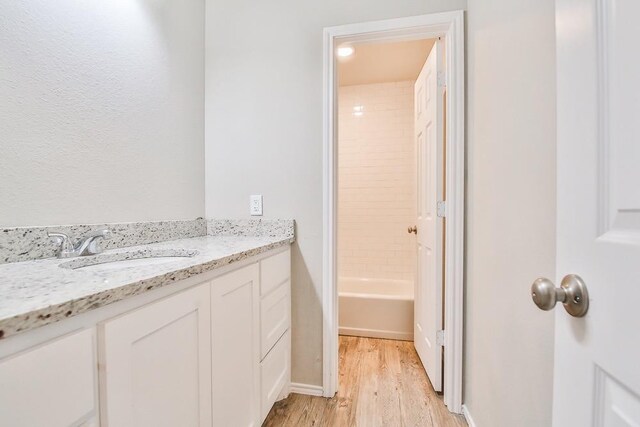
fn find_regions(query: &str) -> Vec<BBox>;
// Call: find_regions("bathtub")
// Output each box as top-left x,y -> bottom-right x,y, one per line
338,277 -> 414,341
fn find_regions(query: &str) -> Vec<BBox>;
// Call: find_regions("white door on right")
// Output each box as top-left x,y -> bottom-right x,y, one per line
551,0 -> 640,425
413,40 -> 444,392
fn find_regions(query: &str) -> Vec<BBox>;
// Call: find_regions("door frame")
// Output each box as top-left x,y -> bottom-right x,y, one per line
322,11 -> 465,413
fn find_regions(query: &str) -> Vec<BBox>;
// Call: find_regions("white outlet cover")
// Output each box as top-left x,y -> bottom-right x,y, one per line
250,195 -> 263,216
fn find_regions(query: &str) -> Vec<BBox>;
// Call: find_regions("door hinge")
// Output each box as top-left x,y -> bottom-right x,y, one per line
437,201 -> 446,218
437,71 -> 447,88
436,330 -> 446,346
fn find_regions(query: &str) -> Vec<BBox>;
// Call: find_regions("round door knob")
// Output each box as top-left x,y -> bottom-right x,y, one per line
408,226 -> 417,234
531,274 -> 589,317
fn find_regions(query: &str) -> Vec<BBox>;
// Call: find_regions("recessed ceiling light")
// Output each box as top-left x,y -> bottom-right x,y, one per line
337,46 -> 355,57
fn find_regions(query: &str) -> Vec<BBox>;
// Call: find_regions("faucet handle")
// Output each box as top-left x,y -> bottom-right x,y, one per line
48,231 -> 75,257
75,228 -> 113,256
48,231 -> 71,245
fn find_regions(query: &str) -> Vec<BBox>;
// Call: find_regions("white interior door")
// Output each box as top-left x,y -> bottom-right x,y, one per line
413,40 -> 444,392
551,0 -> 640,425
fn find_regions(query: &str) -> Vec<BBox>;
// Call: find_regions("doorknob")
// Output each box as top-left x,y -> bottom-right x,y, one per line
531,274 -> 589,317
408,226 -> 417,234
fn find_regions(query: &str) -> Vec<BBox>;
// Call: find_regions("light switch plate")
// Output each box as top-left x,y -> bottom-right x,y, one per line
250,195 -> 263,216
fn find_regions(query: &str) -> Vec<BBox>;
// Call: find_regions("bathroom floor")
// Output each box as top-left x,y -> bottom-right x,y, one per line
263,336 -> 467,426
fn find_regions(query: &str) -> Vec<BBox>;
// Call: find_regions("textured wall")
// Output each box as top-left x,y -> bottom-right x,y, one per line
0,0 -> 205,226
338,81 -> 416,282
204,0 -> 467,387
464,0 -> 557,425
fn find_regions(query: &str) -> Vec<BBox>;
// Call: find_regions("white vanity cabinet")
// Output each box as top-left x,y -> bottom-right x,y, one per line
210,249 -> 292,427
99,283 -> 212,427
0,329 -> 99,427
0,246 -> 291,427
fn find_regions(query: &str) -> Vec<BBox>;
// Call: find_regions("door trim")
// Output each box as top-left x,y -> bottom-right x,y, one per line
322,10 -> 465,413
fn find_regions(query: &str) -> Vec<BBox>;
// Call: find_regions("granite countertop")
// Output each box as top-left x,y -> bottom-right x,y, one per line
0,234 -> 293,339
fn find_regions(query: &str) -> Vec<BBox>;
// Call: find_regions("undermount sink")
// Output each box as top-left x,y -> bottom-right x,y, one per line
59,249 -> 198,272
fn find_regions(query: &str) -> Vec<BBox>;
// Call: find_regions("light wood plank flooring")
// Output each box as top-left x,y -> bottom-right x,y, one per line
263,336 -> 467,427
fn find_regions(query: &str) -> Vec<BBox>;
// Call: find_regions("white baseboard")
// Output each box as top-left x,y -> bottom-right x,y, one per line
339,327 -> 413,341
462,404 -> 477,427
290,382 -> 324,397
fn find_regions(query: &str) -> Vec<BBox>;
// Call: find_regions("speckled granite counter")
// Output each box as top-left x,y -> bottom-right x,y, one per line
0,234 -> 293,339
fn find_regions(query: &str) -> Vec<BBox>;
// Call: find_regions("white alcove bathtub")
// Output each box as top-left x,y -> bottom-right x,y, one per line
338,277 -> 414,341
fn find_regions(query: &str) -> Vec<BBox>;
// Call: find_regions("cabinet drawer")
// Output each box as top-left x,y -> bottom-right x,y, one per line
260,330 -> 290,423
260,280 -> 290,359
0,329 -> 97,427
260,249 -> 290,296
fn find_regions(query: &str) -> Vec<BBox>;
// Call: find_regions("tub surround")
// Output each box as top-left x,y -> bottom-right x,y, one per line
338,81 -> 417,282
0,219 -> 295,339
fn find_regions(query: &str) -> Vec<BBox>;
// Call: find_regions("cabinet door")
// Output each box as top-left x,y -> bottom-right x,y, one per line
0,329 -> 97,427
211,263 -> 260,427
99,284 -> 211,427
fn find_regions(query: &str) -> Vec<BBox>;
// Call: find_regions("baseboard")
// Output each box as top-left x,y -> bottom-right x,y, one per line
462,404 -> 477,427
339,327 -> 413,341
290,382 -> 324,397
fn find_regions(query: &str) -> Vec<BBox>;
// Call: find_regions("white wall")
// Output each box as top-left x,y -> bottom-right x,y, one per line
204,0 -> 466,386
464,0 -> 557,426
338,81 -> 416,282
0,0 -> 205,227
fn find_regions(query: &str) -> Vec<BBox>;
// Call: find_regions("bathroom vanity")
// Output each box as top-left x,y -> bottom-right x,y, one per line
0,221 -> 292,427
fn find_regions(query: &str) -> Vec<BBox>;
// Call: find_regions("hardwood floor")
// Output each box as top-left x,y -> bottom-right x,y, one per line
263,336 -> 467,427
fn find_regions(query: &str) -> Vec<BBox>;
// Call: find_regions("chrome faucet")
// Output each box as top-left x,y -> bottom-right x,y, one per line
48,229 -> 113,258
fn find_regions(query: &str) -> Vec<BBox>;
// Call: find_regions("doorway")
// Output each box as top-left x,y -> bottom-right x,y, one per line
322,11 -> 465,414
336,35 -> 444,385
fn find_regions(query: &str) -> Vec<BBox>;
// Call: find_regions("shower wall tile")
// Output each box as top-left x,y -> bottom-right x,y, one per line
338,81 -> 417,282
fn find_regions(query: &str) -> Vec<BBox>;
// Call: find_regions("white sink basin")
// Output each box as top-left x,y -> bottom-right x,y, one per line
59,249 -> 198,272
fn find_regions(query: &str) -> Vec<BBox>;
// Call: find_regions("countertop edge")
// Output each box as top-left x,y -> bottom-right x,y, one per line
0,237 -> 293,340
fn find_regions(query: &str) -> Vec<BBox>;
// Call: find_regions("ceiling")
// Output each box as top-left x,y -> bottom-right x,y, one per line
337,39 -> 435,86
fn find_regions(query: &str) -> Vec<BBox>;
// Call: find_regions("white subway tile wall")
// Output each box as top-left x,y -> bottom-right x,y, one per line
338,81 -> 416,281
